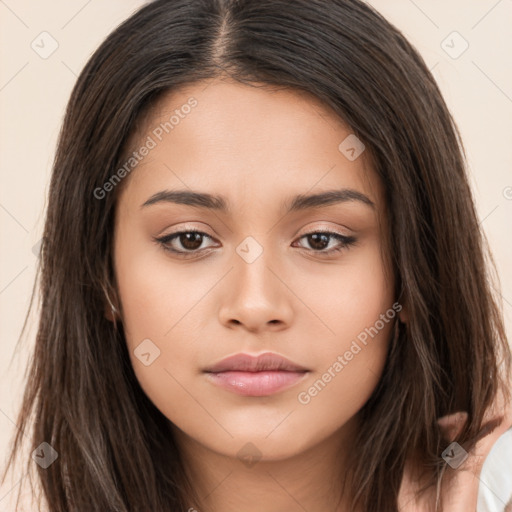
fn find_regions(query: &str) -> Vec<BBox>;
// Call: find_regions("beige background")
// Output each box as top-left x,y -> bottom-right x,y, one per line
1,0 -> 511,509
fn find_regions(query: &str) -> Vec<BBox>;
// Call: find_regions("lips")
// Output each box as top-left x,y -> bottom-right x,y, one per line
203,352 -> 309,397
204,352 -> 309,373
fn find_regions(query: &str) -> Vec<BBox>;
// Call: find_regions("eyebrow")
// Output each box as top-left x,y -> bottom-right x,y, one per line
141,188 -> 375,213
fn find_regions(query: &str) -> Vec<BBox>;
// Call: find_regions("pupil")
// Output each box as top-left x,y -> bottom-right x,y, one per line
181,232 -> 202,250
309,233 -> 329,250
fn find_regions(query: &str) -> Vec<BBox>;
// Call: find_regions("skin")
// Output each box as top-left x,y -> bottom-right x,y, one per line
110,77 -> 510,511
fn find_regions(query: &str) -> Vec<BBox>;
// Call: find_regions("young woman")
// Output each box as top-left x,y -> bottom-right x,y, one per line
2,0 -> 511,510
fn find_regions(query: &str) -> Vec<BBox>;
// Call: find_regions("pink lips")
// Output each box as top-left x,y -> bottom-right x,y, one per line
203,352 -> 309,397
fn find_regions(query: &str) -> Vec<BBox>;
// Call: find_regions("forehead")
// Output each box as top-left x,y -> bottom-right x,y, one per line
117,78 -> 384,216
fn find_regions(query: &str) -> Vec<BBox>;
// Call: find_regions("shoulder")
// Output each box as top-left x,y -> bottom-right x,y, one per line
477,426 -> 512,512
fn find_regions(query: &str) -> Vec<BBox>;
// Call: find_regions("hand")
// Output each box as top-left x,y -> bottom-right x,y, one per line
399,388 -> 512,511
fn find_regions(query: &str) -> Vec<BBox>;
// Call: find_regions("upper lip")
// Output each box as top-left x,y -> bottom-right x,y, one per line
204,352 -> 309,373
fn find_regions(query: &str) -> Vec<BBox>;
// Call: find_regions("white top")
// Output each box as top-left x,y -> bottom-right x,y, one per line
478,427 -> 512,511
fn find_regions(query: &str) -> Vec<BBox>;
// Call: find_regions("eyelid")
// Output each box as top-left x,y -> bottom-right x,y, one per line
292,229 -> 356,254
295,224 -> 352,237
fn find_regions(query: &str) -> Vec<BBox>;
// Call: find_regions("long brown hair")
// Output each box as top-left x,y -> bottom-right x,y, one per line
2,0 -> 511,510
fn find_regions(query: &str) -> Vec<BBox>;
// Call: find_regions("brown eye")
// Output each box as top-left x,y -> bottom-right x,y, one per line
176,232 -> 204,251
305,233 -> 330,250
156,230 -> 216,255
293,231 -> 357,255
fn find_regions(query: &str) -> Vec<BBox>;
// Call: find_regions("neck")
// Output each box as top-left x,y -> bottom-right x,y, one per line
172,416 -> 361,512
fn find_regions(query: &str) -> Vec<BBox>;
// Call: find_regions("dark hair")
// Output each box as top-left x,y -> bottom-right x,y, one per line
3,0 -> 511,510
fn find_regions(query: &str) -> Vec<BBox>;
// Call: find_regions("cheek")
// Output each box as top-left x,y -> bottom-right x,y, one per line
113,237 -> 204,398
114,217 -> 213,348
293,250 -> 395,422
294,246 -> 394,441
295,242 -> 394,352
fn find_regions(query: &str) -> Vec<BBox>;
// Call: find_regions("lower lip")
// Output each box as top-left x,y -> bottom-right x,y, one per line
205,370 -> 308,396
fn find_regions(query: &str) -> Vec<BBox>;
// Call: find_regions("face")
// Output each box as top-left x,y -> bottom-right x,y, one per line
112,78 -> 397,462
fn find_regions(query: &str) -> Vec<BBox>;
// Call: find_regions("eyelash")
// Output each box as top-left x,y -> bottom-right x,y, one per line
154,229 -> 357,259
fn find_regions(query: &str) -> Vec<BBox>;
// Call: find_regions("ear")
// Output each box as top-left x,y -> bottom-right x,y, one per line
395,293 -> 408,324
102,286 -> 120,323
104,304 -> 117,323
398,304 -> 408,324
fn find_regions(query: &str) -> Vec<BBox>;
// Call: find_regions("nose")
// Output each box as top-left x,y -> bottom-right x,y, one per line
218,248 -> 294,333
